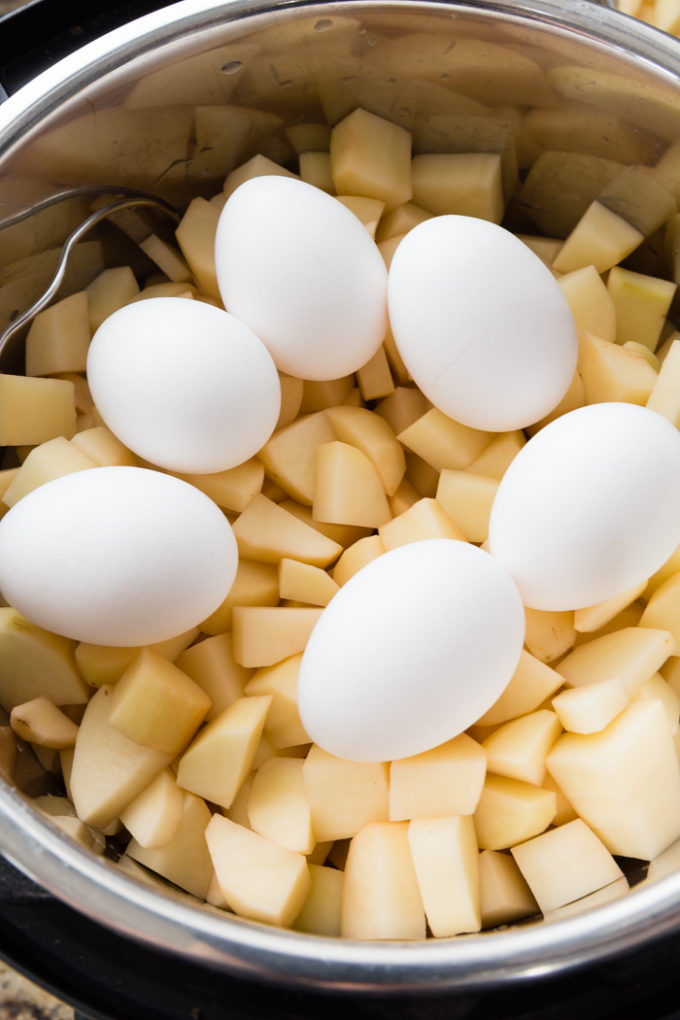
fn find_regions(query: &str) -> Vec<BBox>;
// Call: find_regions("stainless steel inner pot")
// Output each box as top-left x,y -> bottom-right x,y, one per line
2,0 -> 680,995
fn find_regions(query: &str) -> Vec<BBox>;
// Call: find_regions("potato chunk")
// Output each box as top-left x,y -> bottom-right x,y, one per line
127,792 -> 214,900
303,745 -> 389,841
479,850 -> 539,929
0,374 -> 76,446
474,775 -> 557,850
330,108 -> 412,211
0,608 -> 87,711
314,441 -> 391,528
407,816 -> 481,936
483,710 -> 562,786
247,756 -> 315,854
389,734 -> 486,820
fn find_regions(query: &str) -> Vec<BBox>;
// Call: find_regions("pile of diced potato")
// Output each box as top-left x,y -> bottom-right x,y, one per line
4,63 -> 680,942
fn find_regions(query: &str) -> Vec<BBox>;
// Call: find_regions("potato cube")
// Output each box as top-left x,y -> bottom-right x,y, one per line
375,386 -> 430,436
300,376 -> 354,414
558,265 -> 617,344
176,693 -> 271,809
436,470 -> 499,543
476,650 -> 565,727
408,816 -> 481,936
466,431 -> 525,480
175,197 -> 221,300
376,201 -> 431,242
511,819 -> 624,914
556,626 -> 675,696
223,154 -> 297,199
0,374 -> 75,446
314,441 -> 391,528
356,346 -> 395,401
232,494 -> 342,568
119,768 -> 184,848
10,696 -> 78,749
332,534 -> 385,586
70,686 -> 173,829
523,608 -> 577,664
303,745 -> 389,841
552,677 -> 629,734
341,821 -> 425,940
474,775 -> 556,850
335,195 -> 384,237
232,606 -> 323,668
206,814 -> 310,926
578,331 -> 658,406
293,864 -> 343,936
483,710 -> 562,786
479,850 -> 539,929
127,792 -> 214,899
378,497 -> 465,551
548,877 -> 630,919
86,266 -> 140,331
640,572 -> 680,648
200,557 -> 278,635
298,151 -> 333,192
546,700 -> 680,860
389,734 -> 486,820
607,266 -> 676,351
247,756 -> 315,854
631,672 -> 680,734
412,152 -> 504,223
2,437 -> 96,508
109,648 -> 211,754
244,654 -> 310,749
175,632 -> 252,721
258,411 -> 336,505
25,291 -> 91,376
278,558 -> 339,607
70,425 -> 138,467
0,608 -> 87,711
574,581 -> 647,634
330,108 -> 412,212
276,374 -> 305,428
552,201 -> 643,274
173,458 -> 264,513
398,408 -> 491,471
325,404 -> 406,497
279,498 -> 372,550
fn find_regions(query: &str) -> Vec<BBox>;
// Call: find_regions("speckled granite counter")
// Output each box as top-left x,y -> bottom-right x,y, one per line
0,961 -> 73,1020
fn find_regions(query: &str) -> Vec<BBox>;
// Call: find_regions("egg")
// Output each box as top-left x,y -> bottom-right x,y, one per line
214,176 -> 388,380
0,466 -> 238,645
297,539 -> 525,762
387,216 -> 578,431
488,403 -> 680,611
86,297 -> 281,474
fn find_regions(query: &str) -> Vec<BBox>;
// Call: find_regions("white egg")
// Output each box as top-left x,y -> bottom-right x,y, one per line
297,539 -> 525,762
488,403 -> 680,611
86,298 -> 281,474
387,216 -> 578,431
214,176 -> 388,380
0,466 -> 238,646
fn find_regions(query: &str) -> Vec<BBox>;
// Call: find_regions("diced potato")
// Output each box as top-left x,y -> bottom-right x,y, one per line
640,572 -> 680,648
574,581 -> 647,634
223,154 -> 298,199
341,821 -> 425,940
479,849 -> 539,929
232,606 -> 322,668
511,819 -> 624,914
552,677 -> 629,734
558,264 -> 617,344
466,431 -> 525,480
476,650 -> 565,727
483,710 -> 562,786
330,108 -> 412,212
298,151 -> 334,192
314,441 -> 391,528
2,437 -> 96,508
332,534 -> 385,586
278,558 -> 339,607
247,756 -> 315,854
578,331 -> 658,405
175,197 -> 221,300
324,404 -> 405,496
303,745 -> 389,841
556,626 -> 675,696
375,386 -> 430,435
119,768 -> 184,848
244,654 -> 310,749
175,632 -> 252,721
70,425 -> 138,467
607,266 -> 676,351
277,374 -> 305,429
436,470 -> 499,543
389,478 -> 420,516
279,498 -> 372,550
0,374 -> 76,446
200,557 -> 278,635
258,411 -> 336,506
206,814 -> 310,927
375,201 -> 431,242
128,792 -> 214,899
70,685 -> 173,828
300,377 -> 354,414
108,648 -> 210,755
411,152 -> 504,223
335,196 -> 385,237
173,459 -> 264,513
523,608 -> 577,664
646,337 -> 680,427
356,346 -> 395,401
552,201 -> 644,274
408,816 -> 480,936
517,234 -> 563,267
86,266 -> 140,332
398,408 -> 491,471
10,696 -> 78,749
546,700 -> 680,860
232,494 -> 342,568
378,497 -> 465,551
474,775 -> 557,850
548,876 -> 630,919
139,234 -> 192,283
176,695 -> 271,809
25,291 -> 90,377
0,608 -> 87,711
631,672 -> 680,734
293,864 -> 344,935
389,734 -> 486,820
